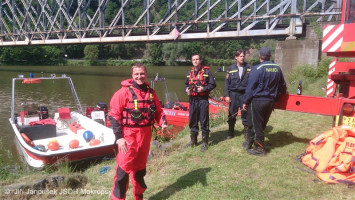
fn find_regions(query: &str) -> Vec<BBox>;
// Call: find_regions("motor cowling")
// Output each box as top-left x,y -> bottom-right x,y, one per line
96,102 -> 108,115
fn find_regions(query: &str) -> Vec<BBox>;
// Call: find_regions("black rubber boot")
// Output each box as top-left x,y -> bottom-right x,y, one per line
227,123 -> 235,139
243,125 -> 248,140
247,142 -> 265,156
201,132 -> 209,152
185,132 -> 198,148
242,126 -> 253,150
242,140 -> 253,150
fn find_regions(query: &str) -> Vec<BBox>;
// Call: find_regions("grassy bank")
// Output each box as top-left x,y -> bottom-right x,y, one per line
3,110 -> 351,200
143,111 -> 338,200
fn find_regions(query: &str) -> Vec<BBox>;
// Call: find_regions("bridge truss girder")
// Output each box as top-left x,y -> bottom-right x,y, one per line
0,0 -> 342,46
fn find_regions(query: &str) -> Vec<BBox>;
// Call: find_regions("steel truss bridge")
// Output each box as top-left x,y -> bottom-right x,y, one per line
0,0 -> 342,46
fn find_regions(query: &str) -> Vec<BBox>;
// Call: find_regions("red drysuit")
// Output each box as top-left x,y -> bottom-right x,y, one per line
109,79 -> 166,200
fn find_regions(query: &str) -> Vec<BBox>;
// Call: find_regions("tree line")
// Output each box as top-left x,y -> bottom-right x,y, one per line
0,39 -> 276,66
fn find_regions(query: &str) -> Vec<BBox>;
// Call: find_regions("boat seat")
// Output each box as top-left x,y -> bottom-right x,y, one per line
90,111 -> 106,126
56,107 -> 73,129
19,124 -> 57,140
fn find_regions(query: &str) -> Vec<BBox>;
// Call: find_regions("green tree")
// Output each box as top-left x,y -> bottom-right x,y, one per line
84,45 -> 99,65
162,42 -> 184,66
0,46 -> 65,65
181,42 -> 202,59
64,45 -> 85,59
148,43 -> 163,65
41,46 -> 65,65
104,1 -> 119,25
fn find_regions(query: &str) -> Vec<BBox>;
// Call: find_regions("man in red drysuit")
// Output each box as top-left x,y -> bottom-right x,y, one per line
109,63 -> 168,200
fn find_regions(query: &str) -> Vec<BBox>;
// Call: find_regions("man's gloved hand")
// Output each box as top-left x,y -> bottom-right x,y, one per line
196,86 -> 204,93
242,104 -> 248,111
185,87 -> 191,95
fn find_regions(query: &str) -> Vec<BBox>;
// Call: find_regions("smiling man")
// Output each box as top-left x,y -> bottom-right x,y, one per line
109,63 -> 168,200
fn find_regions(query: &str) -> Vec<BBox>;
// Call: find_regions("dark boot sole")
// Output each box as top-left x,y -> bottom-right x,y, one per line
200,144 -> 208,152
185,142 -> 198,148
247,149 -> 265,156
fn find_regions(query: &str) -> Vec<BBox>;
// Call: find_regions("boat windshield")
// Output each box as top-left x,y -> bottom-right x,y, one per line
21,102 -> 39,117
165,92 -> 179,104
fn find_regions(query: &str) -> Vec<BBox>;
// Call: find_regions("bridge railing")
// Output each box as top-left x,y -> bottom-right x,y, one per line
0,0 -> 342,46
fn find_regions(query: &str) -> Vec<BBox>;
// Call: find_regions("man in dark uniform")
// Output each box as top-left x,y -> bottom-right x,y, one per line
224,50 -> 252,139
184,54 -> 216,152
242,47 -> 287,156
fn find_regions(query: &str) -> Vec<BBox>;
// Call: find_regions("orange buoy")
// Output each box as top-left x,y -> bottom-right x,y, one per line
89,139 -> 101,146
21,133 -> 35,147
47,141 -> 60,151
22,78 -> 41,84
69,139 -> 79,149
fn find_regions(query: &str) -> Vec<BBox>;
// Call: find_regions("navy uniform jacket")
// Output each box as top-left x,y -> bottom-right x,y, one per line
224,63 -> 252,96
243,61 -> 287,104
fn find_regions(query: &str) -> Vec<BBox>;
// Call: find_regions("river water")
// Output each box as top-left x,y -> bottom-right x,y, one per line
0,65 -> 227,166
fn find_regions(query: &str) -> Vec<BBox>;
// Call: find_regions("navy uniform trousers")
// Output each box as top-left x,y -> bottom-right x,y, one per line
246,99 -> 274,145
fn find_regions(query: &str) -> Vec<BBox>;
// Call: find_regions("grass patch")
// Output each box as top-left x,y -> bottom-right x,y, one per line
2,113 -> 352,200
144,111 -> 340,200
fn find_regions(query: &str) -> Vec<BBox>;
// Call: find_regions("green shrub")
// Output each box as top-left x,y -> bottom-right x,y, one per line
286,57 -> 332,96
152,126 -> 177,143
209,109 -> 228,128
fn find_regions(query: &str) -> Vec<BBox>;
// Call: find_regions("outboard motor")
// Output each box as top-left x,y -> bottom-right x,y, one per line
96,102 -> 108,116
39,106 -> 49,119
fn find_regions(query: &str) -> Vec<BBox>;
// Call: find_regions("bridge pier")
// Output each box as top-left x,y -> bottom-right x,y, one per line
274,24 -> 321,73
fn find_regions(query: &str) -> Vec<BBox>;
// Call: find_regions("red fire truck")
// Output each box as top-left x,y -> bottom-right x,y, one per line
275,0 -> 355,127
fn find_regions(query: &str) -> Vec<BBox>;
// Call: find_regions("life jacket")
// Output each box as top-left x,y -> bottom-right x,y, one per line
187,66 -> 210,96
122,86 -> 156,127
327,137 -> 355,173
317,172 -> 355,184
301,126 -> 355,184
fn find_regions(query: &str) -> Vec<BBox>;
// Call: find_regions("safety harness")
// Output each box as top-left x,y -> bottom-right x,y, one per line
187,66 -> 210,96
122,86 -> 156,127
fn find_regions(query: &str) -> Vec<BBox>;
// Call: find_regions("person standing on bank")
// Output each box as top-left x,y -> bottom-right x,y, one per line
242,47 -> 287,156
185,54 -> 216,152
224,50 -> 252,139
109,63 -> 168,200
